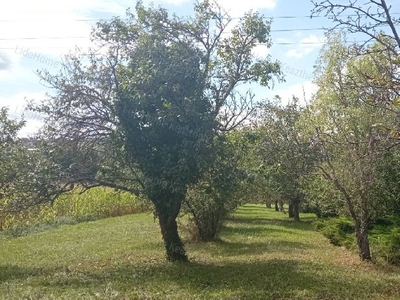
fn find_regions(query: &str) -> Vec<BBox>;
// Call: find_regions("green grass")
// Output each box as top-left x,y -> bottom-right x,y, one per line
1,204 -> 400,299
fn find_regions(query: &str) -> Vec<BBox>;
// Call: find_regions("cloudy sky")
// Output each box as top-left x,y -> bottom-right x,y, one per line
0,0 -> 392,136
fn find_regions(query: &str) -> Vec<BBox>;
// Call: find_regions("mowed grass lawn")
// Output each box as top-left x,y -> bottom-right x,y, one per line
1,205 -> 400,299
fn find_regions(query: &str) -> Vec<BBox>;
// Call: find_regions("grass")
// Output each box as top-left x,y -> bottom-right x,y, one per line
1,204 -> 400,299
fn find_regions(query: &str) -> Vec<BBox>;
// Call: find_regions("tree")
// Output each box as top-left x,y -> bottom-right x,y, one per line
31,1 -> 282,261
312,0 -> 400,55
0,108 -> 60,217
257,97 -> 315,222
301,33 -> 398,260
311,0 -> 400,121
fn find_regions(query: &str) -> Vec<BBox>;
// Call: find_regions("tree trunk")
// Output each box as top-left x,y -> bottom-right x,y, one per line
279,200 -> 284,212
275,201 -> 279,211
288,202 -> 294,218
355,220 -> 371,261
293,200 -> 300,222
266,201 -> 272,208
153,193 -> 188,262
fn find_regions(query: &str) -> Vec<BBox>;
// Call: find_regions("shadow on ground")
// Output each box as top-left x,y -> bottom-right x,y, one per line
2,258 -> 392,299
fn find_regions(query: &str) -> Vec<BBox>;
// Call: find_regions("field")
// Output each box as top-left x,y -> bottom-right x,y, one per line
1,204 -> 400,299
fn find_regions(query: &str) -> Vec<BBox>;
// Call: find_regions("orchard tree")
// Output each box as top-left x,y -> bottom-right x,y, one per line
312,0 -> 400,122
302,34 -> 398,260
312,0 -> 400,55
32,1 -> 282,261
258,97 -> 315,222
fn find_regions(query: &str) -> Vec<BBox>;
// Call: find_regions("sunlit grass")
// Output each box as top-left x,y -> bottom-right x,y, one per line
0,187 -> 152,236
1,204 -> 399,299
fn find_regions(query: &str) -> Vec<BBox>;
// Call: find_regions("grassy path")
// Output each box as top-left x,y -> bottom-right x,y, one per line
0,204 -> 399,299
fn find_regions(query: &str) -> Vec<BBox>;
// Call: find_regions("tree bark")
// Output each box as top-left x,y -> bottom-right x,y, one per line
266,201 -> 272,208
355,220 -> 371,261
153,192 -> 188,262
288,202 -> 294,218
293,200 -> 300,222
275,201 -> 279,211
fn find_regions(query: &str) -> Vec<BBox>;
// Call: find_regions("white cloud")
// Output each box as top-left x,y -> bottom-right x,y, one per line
216,0 -> 277,17
0,0 -> 141,74
252,44 -> 271,58
272,81 -> 318,106
0,91 -> 47,136
286,34 -> 325,59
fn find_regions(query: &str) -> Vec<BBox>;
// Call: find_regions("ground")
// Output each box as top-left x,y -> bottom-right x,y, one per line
0,204 -> 399,299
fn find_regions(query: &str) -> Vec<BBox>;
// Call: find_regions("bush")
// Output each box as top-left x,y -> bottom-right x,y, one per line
316,216 -> 400,265
183,135 -> 245,242
184,193 -> 229,241
369,217 -> 400,264
387,228 -> 400,263
314,217 -> 354,246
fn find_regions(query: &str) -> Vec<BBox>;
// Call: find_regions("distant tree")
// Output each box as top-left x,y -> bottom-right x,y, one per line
257,97 -> 315,222
31,1 -> 282,261
0,108 -> 60,216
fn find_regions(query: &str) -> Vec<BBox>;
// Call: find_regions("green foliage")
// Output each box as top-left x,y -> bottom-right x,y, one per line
0,108 -> 62,215
256,97 -> 316,221
32,0 -> 282,260
183,135 -> 246,241
370,217 -> 400,264
299,33 -> 400,260
315,215 -> 400,265
314,217 -> 355,247
301,175 -> 343,217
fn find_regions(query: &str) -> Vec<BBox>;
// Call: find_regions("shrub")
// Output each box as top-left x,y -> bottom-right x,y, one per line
314,217 -> 354,246
369,217 -> 400,264
183,135 -> 245,242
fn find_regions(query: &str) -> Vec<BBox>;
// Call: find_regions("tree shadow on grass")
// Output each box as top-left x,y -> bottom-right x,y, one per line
206,239 -> 311,257
0,265 -> 50,283
226,217 -> 317,232
33,259 -> 393,299
220,222 -> 293,238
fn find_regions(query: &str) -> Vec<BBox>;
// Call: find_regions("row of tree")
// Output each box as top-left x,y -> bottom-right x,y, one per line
1,0 -> 399,262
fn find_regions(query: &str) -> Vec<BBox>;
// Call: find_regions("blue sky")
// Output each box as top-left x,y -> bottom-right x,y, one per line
0,0 -> 397,136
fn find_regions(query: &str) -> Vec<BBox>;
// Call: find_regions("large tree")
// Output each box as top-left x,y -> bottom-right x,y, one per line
301,34 -> 398,260
31,1 -> 282,261
311,0 -> 400,119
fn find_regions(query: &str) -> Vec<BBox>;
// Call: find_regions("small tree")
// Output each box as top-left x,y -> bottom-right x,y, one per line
184,133 -> 246,241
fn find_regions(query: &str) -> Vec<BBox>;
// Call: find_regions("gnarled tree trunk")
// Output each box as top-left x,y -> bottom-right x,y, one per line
288,202 -> 294,217
153,192 -> 188,262
355,202 -> 371,261
355,221 -> 371,260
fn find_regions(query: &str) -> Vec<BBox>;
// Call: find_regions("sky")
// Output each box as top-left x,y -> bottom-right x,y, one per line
0,0 -> 397,136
